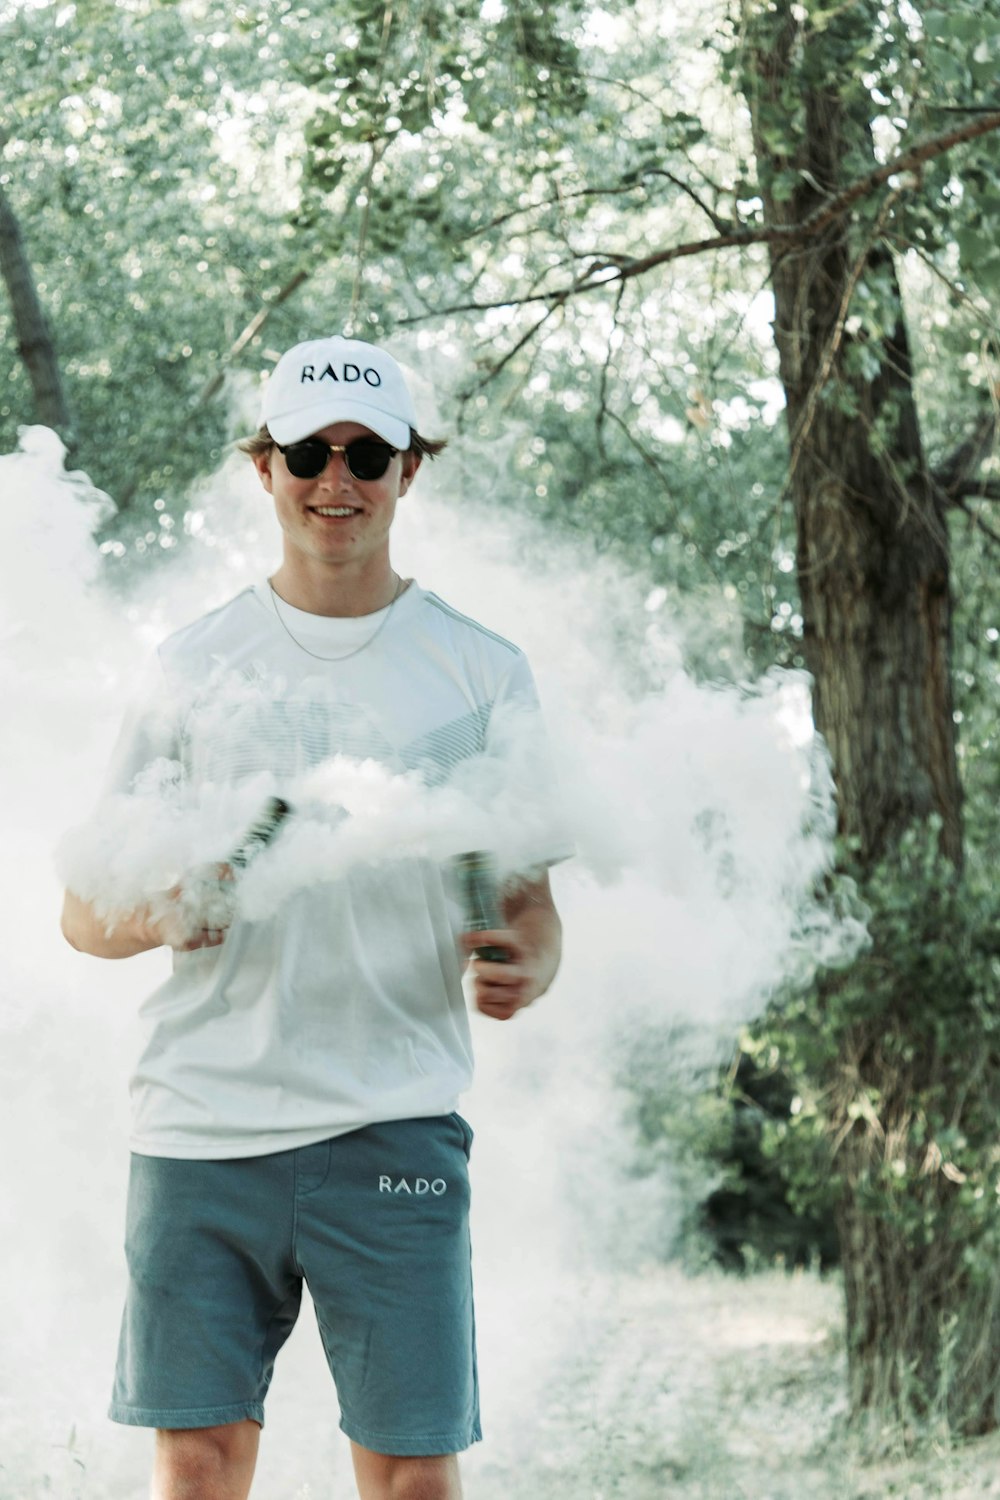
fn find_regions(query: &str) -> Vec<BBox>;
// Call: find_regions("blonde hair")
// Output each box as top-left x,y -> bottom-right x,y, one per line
237,426 -> 447,460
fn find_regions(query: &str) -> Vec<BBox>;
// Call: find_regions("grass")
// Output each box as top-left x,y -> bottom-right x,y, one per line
465,1264 -> 1000,1499
9,1266 -> 1000,1497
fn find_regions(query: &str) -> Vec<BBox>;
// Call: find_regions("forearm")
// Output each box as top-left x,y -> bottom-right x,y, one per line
60,889 -> 163,960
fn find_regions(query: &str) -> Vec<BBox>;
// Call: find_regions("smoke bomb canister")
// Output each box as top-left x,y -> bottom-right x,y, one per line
228,796 -> 292,870
454,850 -> 510,963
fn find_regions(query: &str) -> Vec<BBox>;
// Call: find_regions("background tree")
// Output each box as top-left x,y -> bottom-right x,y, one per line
732,0 -> 1000,1432
0,0 -> 304,524
0,176 -> 74,447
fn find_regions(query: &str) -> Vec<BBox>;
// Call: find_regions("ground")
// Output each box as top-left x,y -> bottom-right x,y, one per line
466,1265 -> 1000,1500
10,1265 -> 1000,1498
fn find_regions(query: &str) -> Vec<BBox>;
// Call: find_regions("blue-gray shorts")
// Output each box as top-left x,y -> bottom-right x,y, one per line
109,1114 -> 480,1456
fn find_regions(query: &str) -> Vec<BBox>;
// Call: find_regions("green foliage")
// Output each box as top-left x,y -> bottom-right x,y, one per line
745,822 -> 1000,1252
0,0 -> 304,516
0,0 -> 989,783
0,0 -> 995,961
632,817 -> 1000,1277
286,0 -> 591,250
620,1021 -> 840,1269
0,0 -> 624,540
1,0 -> 996,599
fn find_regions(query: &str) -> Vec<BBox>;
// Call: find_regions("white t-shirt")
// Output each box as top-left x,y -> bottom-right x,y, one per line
104,581 -> 555,1160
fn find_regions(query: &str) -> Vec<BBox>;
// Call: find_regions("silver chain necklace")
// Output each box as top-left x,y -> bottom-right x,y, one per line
266,574 -> 407,662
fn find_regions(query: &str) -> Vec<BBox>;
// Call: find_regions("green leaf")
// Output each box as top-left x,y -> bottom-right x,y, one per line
771,167 -> 802,204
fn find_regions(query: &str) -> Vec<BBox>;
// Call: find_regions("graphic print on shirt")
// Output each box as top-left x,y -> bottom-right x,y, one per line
99,582 -> 560,1161
182,685 -> 495,789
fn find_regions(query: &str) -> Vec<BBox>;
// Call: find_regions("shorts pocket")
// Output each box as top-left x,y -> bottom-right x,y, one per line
449,1111 -> 474,1160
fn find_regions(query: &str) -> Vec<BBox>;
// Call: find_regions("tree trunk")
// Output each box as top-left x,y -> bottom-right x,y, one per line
0,178 -> 75,453
742,14 -> 961,867
740,0 -> 994,1434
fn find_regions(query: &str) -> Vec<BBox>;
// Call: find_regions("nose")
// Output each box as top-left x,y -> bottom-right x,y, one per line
315,448 -> 352,487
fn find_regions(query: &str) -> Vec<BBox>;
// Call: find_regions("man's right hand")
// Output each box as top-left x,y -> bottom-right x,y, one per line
61,865 -> 234,959
157,864 -> 235,951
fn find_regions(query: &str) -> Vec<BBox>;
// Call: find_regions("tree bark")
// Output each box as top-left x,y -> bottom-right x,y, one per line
0,178 -> 75,452
743,13 -> 961,869
740,0 -> 991,1433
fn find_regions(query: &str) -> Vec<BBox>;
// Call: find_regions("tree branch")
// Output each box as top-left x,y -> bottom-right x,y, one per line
955,497 -> 1000,549
933,410 -> 1000,501
596,279 -> 628,458
638,167 -> 735,233
116,263 -> 313,511
400,110 -> 1000,324
458,296 -> 567,399
194,269 -> 311,409
460,165 -> 734,244
348,0 -> 396,333
948,479 -> 1000,503
459,180 -> 661,242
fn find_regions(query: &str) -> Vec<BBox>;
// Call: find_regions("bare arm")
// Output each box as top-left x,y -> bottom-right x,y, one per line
460,869 -> 562,1021
60,882 -> 230,960
60,889 -> 164,959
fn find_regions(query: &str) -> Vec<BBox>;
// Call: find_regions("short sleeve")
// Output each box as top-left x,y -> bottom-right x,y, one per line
483,652 -> 574,870
101,649 -> 183,797
57,650 -> 188,915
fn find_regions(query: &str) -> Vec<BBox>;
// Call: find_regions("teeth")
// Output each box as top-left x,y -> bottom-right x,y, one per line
314,507 -> 357,517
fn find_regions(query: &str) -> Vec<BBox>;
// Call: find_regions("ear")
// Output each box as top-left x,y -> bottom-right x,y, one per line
253,449 -> 274,494
398,452 -> 421,497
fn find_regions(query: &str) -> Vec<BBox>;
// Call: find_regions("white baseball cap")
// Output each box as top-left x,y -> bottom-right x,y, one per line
260,335 -> 418,449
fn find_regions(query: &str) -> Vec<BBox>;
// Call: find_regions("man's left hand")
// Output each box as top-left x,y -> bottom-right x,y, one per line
459,928 -> 546,1022
459,870 -> 562,1022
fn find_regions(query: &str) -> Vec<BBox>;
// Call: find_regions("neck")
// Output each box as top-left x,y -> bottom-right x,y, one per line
269,556 -> 399,617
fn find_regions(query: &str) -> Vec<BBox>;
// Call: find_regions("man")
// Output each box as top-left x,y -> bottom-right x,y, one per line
61,334 -> 563,1500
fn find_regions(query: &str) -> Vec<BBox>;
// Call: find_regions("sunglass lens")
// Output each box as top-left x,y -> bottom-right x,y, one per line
345,441 -> 394,481
279,439 -> 396,480
283,440 -> 329,479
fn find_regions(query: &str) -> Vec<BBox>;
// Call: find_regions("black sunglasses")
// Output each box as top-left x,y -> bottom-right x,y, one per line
276,437 -> 398,482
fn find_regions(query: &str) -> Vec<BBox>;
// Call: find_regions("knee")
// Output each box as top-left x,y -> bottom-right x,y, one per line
154,1419 -> 259,1490
388,1467 -> 458,1500
354,1451 -> 461,1500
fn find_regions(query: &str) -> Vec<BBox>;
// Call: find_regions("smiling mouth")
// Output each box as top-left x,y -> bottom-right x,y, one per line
310,506 -> 362,518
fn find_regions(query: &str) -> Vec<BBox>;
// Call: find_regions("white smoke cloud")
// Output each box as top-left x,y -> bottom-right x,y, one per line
2,420 -> 864,1497
55,695 -> 570,938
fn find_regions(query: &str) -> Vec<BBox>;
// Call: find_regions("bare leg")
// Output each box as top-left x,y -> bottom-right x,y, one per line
350,1443 -> 462,1500
151,1419 -> 261,1500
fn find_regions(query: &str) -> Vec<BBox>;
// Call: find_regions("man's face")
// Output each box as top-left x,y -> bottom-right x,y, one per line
253,421 -> 420,574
